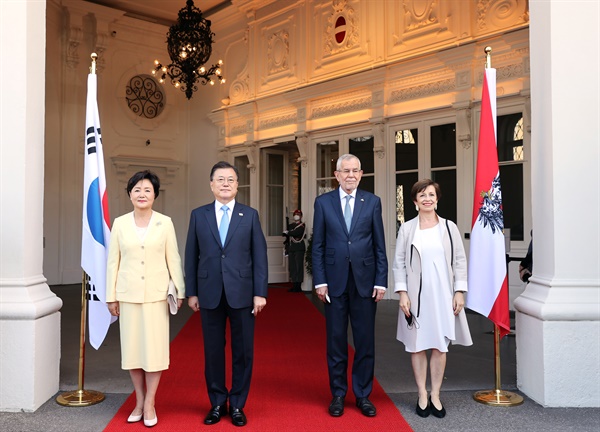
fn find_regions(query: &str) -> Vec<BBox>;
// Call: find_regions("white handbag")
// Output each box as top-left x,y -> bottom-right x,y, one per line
167,279 -> 178,315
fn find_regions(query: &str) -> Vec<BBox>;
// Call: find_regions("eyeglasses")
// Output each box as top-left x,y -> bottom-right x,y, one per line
213,177 -> 237,185
337,168 -> 361,176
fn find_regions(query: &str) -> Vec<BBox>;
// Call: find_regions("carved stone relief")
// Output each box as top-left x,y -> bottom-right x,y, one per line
403,0 -> 438,31
389,78 -> 455,103
324,0 -> 359,56
66,26 -> 82,69
267,30 -> 290,75
312,96 -> 372,119
477,0 -> 529,33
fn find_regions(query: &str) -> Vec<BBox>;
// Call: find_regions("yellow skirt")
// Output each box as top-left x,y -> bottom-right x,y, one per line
119,300 -> 169,372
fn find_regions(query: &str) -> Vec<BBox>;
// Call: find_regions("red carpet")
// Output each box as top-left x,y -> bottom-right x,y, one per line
104,287 -> 413,431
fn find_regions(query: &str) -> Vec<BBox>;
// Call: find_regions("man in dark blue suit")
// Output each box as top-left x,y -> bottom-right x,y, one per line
312,154 -> 388,418
185,161 -> 268,427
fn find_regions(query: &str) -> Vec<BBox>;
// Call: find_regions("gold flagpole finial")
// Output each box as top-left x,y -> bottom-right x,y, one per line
90,53 -> 98,75
484,46 -> 492,69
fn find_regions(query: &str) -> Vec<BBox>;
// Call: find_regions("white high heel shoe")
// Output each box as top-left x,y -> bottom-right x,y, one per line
127,410 -> 143,423
144,409 -> 158,427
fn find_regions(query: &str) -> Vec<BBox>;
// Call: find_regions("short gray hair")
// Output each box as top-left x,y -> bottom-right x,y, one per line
336,154 -> 361,171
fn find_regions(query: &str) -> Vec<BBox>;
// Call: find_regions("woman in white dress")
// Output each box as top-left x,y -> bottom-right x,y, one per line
393,179 -> 472,418
106,170 -> 185,427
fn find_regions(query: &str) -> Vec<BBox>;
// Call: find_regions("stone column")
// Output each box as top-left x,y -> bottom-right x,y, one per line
514,0 -> 600,407
0,0 -> 63,411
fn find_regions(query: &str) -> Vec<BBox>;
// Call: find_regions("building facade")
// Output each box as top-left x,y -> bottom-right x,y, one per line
0,0 -> 598,411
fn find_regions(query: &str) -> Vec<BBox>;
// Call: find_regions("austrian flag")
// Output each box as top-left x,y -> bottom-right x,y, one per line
466,67 -> 511,338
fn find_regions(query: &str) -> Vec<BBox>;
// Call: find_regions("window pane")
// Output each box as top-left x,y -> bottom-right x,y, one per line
395,172 -> 419,234
431,123 -> 456,168
268,154 -> 284,184
349,136 -> 374,174
359,175 -> 374,194
234,155 -> 249,184
395,128 -> 418,171
267,185 -> 283,236
317,179 -> 337,196
499,164 -> 524,241
317,141 -> 338,178
431,170 -> 457,223
497,113 -> 523,162
237,187 -> 250,206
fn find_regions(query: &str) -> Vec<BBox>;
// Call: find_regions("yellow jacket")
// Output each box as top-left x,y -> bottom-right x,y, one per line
106,211 -> 185,303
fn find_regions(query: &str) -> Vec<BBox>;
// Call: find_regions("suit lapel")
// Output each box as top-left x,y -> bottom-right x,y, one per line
225,203 -> 244,246
204,204 -> 221,246
330,190 -> 348,233
350,190 -> 366,234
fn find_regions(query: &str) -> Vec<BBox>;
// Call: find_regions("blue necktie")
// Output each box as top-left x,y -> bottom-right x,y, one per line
219,206 -> 229,246
344,195 -> 352,231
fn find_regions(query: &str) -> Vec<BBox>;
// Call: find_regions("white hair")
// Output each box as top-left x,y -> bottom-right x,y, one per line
336,154 -> 361,171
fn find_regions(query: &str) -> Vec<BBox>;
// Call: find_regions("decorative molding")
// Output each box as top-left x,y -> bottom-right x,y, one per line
94,31 -> 110,73
477,0 -> 529,32
389,78 -> 455,103
324,0 -> 359,56
267,29 -> 289,75
477,62 -> 525,84
244,141 -> 258,173
229,73 -> 251,104
231,121 -> 247,136
259,113 -> 297,130
403,0 -> 438,32
312,96 -> 372,119
111,156 -> 182,185
66,26 -> 82,69
371,122 -> 385,159
454,105 -> 472,149
295,134 -> 309,168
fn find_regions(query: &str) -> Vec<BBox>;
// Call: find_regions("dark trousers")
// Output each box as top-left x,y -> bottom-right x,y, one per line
324,268 -> 377,399
288,249 -> 305,283
200,290 -> 255,408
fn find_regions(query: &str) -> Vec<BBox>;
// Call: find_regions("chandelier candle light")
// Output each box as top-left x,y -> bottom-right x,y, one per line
152,0 -> 225,99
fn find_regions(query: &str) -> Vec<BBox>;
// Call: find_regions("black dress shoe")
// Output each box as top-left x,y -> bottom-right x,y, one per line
356,397 -> 376,417
429,397 -> 446,418
204,404 -> 228,425
415,398 -> 430,418
230,407 -> 247,427
328,396 -> 344,417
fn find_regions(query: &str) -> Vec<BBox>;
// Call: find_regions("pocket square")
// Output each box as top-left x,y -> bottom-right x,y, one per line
167,279 -> 178,315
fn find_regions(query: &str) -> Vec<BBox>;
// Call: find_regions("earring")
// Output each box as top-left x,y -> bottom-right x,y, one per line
415,204 -> 419,212
435,204 -> 438,210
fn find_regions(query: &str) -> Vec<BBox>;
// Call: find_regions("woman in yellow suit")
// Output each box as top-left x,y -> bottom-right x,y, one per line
106,170 -> 185,427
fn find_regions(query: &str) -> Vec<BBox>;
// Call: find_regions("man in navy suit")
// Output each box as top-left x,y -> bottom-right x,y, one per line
312,154 -> 388,418
185,161 -> 268,427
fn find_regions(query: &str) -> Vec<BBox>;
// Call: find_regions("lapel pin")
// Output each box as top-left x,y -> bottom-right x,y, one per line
239,213 -> 243,216
360,198 -> 365,202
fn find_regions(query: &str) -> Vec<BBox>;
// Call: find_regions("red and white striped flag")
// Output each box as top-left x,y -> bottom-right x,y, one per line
466,67 -> 510,338
82,73 -> 116,349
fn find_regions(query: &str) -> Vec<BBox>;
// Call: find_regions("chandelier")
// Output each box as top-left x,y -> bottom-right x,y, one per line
152,0 -> 225,99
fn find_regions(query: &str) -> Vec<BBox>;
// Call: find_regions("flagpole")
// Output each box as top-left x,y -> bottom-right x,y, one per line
56,54 -> 105,407
472,47 -> 523,407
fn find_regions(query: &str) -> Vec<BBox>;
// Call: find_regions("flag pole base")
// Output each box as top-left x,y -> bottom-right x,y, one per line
56,389 -> 105,407
473,389 -> 524,407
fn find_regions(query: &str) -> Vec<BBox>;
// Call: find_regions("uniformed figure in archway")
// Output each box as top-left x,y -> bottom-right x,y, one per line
284,209 -> 306,292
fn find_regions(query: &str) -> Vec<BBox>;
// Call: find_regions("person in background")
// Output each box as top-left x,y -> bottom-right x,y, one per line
106,170 -> 185,428
284,209 -> 306,292
393,179 -> 472,419
185,161 -> 268,427
519,230 -> 533,283
312,154 -> 388,418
